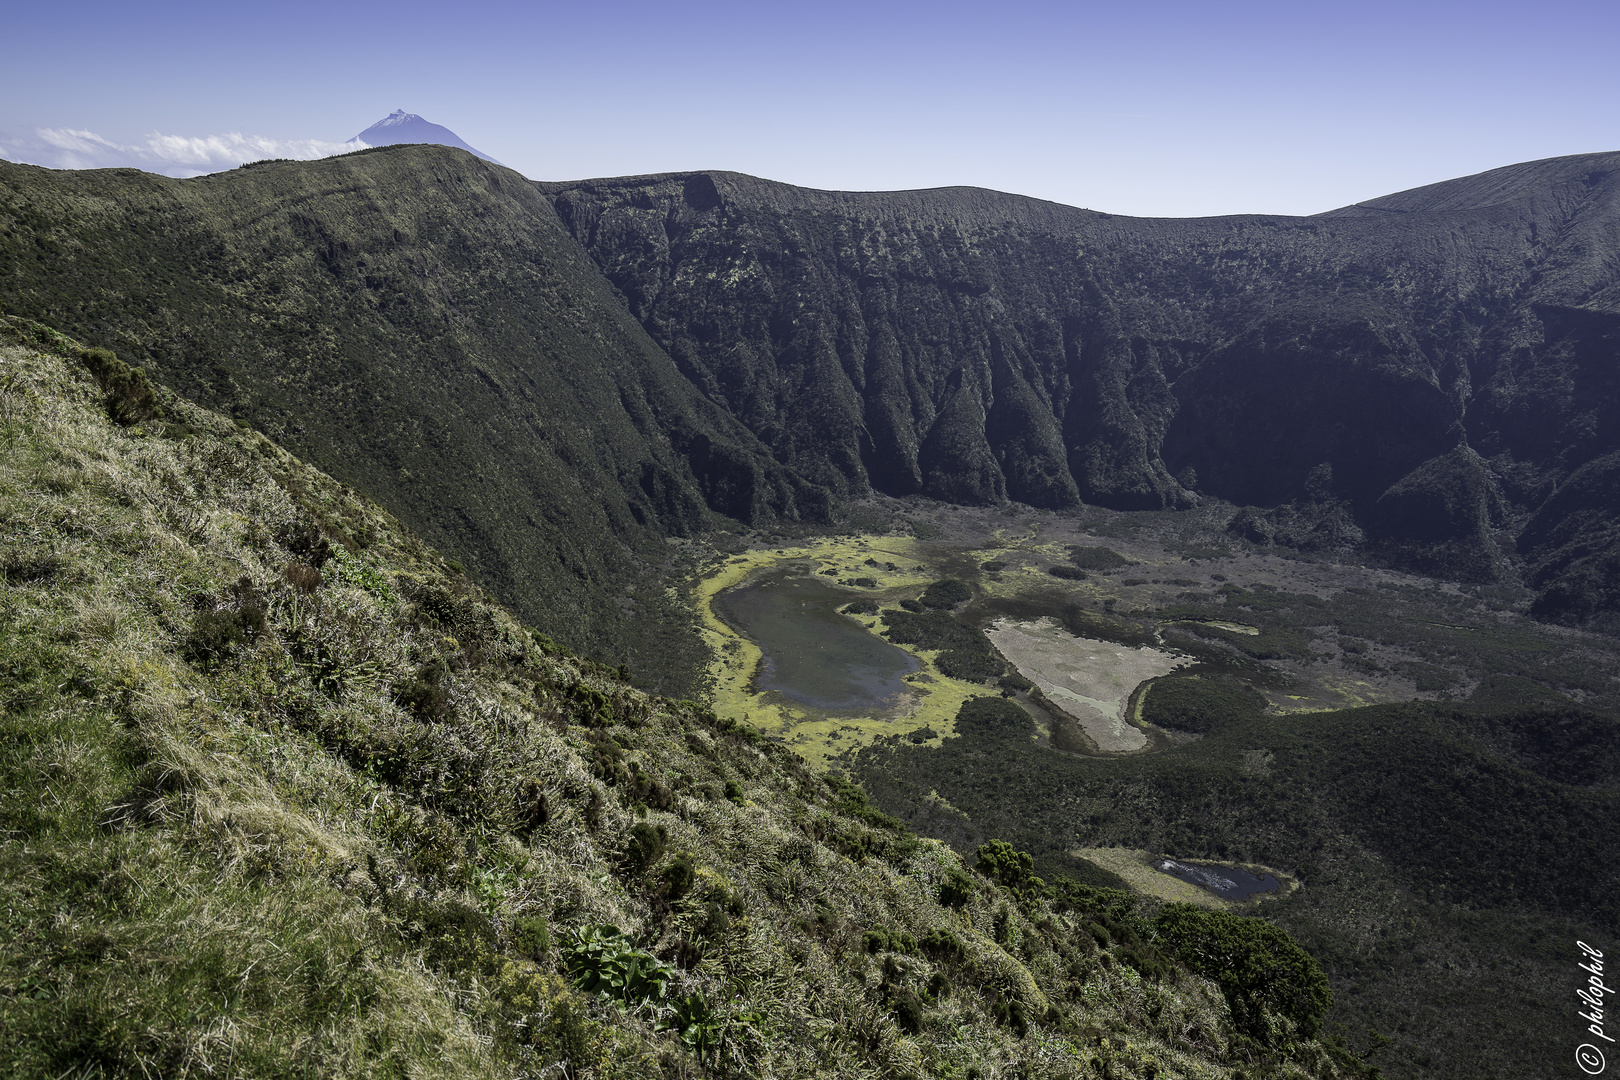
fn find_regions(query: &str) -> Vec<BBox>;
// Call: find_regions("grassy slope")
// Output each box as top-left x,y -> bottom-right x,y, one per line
0,321 -> 1368,1079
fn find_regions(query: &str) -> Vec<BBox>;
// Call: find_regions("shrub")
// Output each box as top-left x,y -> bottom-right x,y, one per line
1048,564 -> 1088,580
981,561 -> 1007,572
991,992 -> 1028,1036
881,610 -> 1004,682
920,928 -> 965,963
79,346 -> 157,425
920,579 -> 972,609
1141,675 -> 1268,734
183,577 -> 267,666
936,649 -> 1005,682
282,560 -> 322,594
512,914 -> 551,959
658,853 -> 697,900
997,672 -> 1032,694
1066,545 -> 1132,570
842,599 -> 879,616
566,681 -> 613,726
515,777 -> 550,835
955,697 -> 1034,740
890,986 -> 925,1033
863,928 -> 918,955
977,839 -> 1046,900
623,821 -> 668,874
274,517 -> 332,568
1152,904 -> 1332,1042
938,866 -> 977,908
394,659 -> 453,721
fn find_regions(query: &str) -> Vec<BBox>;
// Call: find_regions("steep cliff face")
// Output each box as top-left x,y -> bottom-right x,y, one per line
547,154 -> 1620,610
4,146 -> 1620,634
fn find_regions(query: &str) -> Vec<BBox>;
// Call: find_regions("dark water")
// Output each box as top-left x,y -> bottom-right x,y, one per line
1153,858 -> 1281,900
715,569 -> 918,710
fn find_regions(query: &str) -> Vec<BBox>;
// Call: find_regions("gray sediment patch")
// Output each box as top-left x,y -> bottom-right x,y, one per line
985,618 -> 1187,752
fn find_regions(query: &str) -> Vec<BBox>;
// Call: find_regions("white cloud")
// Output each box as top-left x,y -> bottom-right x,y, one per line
3,126 -> 366,176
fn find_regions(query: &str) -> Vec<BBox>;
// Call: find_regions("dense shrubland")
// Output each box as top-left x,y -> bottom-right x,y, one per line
856,663 -> 1620,1080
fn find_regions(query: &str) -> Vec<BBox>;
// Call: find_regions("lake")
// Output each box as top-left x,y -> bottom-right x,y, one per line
1153,858 -> 1281,900
714,568 -> 918,710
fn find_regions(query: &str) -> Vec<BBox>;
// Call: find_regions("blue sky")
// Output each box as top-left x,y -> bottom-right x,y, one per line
3,0 -> 1616,217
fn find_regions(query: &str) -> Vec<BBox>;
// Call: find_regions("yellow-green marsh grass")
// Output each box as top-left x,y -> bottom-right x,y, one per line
695,534 -> 989,769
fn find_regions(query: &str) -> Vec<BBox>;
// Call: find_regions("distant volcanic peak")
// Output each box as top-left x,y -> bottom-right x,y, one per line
348,109 -> 501,164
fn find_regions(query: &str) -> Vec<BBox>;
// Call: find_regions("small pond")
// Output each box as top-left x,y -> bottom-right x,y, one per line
1153,858 -> 1281,901
715,568 -> 918,710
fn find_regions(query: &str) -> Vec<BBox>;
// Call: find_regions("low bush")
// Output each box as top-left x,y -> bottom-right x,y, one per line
79,345 -> 158,425
182,577 -> 268,667
1066,545 -> 1132,570
920,579 -> 972,609
1152,904 -> 1332,1042
394,659 -> 454,721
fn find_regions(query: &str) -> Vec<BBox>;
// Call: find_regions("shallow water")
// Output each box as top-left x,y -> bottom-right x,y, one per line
715,569 -> 918,710
1153,858 -> 1281,900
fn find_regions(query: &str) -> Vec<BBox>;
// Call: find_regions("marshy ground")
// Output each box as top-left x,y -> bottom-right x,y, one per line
697,494 -> 1620,770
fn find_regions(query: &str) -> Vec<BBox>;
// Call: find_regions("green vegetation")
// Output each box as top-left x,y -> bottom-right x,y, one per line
1148,578 -> 1618,707
880,609 -> 1006,683
1047,564 -> 1088,580
1142,675 -> 1270,734
0,328 -> 1376,1079
548,157 -> 1620,629
8,141 -> 1620,1080
856,670 -> 1620,1080
919,578 -> 973,609
1066,545 -> 1133,570
1154,905 -> 1332,1044
0,155 -> 824,697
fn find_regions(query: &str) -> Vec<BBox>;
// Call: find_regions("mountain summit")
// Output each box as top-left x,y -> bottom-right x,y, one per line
347,109 -> 500,163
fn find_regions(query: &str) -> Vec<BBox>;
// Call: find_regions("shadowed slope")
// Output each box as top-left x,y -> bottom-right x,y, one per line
548,153 -> 1620,614
0,147 -> 828,689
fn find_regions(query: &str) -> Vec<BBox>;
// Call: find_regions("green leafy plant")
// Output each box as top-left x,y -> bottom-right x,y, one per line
564,924 -> 676,1005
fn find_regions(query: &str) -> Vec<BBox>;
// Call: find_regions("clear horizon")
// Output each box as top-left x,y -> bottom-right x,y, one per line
2,0 -> 1616,218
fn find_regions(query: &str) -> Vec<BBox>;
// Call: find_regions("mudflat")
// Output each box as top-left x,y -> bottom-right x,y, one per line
985,618 -> 1187,752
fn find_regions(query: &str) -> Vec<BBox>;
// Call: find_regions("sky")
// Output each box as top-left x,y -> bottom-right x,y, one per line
2,0 -> 1617,218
